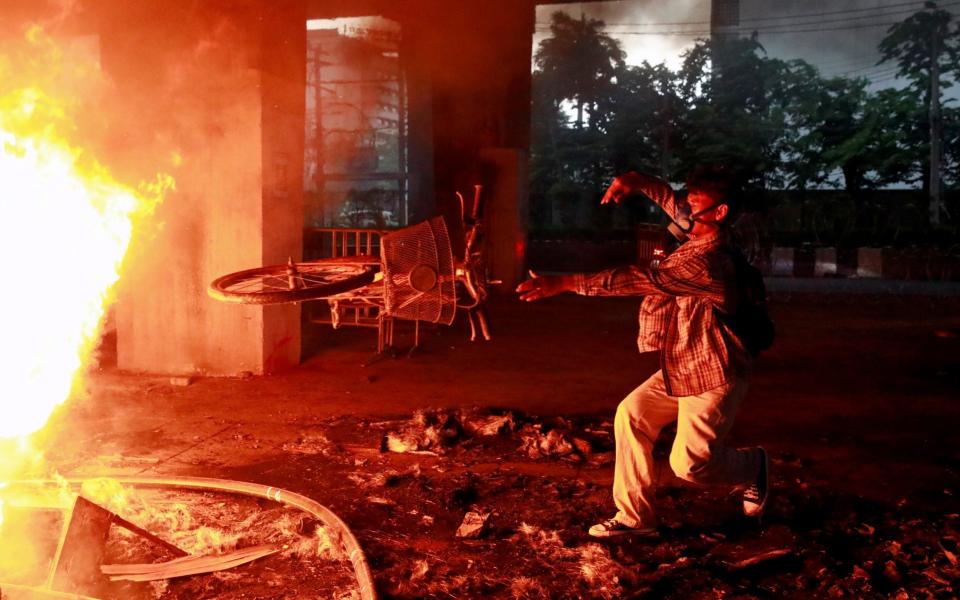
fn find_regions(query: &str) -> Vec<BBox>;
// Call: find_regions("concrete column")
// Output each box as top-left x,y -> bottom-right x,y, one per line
106,0 -> 305,375
479,148 -> 528,292
770,247 -> 795,277
814,247 -> 837,277
857,248 -> 884,279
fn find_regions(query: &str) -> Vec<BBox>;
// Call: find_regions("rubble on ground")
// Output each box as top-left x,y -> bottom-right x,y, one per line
379,408 -> 611,463
247,412 -> 960,599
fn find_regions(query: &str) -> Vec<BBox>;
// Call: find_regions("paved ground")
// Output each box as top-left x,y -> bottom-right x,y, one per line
46,291 -> 959,503
28,291 -> 960,597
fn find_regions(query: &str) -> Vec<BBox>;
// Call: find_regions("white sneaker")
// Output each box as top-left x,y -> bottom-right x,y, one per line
743,447 -> 769,518
588,517 -> 658,539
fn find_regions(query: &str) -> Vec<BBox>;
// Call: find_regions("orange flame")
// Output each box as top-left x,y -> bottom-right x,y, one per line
0,27 -> 173,443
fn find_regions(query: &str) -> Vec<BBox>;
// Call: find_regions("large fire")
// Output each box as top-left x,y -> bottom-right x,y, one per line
0,26 -> 173,525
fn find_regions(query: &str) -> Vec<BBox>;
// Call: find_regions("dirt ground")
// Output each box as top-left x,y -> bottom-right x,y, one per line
29,291 -> 960,598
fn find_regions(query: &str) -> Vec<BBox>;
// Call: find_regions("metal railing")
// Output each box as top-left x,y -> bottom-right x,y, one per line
304,227 -> 394,351
303,227 -> 387,261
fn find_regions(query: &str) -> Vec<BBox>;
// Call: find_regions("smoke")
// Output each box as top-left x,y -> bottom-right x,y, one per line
585,0 -> 704,26
0,0 -> 271,455
535,0 -> 710,70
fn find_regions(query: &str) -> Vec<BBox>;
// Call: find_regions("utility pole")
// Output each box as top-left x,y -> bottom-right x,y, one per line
659,72 -> 671,181
710,0 -> 740,91
929,25 -> 943,227
710,0 -> 740,38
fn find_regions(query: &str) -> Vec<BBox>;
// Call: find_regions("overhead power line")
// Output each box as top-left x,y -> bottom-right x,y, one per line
534,8 -> 960,37
736,0 -> 956,23
536,0 -> 957,28
535,21 -> 899,36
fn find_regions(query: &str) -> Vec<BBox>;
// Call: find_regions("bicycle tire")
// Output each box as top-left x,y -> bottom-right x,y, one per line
209,256 -> 380,305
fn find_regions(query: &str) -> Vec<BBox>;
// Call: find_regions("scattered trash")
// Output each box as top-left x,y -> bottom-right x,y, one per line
455,508 -> 490,539
263,410 -> 960,598
578,543 -> 624,599
102,545 -> 279,582
281,433 -> 337,456
410,559 -> 430,582
588,451 -> 615,466
940,541 -> 958,565
464,412 -> 515,436
883,560 -> 902,585
381,409 -> 464,454
923,567 -> 951,585
725,548 -> 793,571
518,425 -> 575,459
852,565 -> 870,580
509,576 -> 548,599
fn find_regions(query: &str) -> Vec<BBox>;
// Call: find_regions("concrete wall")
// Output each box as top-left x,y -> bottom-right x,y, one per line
99,0 -> 306,375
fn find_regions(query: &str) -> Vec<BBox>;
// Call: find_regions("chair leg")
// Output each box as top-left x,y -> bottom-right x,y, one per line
476,307 -> 491,341
406,320 -> 420,357
466,310 -> 478,341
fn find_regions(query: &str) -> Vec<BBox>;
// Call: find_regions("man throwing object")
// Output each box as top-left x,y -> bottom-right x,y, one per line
517,167 -> 769,538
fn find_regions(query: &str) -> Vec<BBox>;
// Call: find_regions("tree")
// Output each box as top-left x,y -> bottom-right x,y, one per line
878,1 -> 960,225
809,76 -> 883,194
599,61 -> 682,179
944,105 -> 960,188
531,12 -> 628,230
533,12 -> 625,130
856,88 -> 925,189
674,35 -> 791,188
778,60 -> 827,191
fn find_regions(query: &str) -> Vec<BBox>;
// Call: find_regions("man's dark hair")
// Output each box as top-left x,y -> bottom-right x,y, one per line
685,164 -> 742,216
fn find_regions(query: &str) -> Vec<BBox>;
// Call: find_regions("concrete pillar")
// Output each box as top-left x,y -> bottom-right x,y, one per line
770,247 -> 795,277
857,248 -> 884,279
105,0 -> 305,375
814,247 -> 837,277
479,148 -> 528,292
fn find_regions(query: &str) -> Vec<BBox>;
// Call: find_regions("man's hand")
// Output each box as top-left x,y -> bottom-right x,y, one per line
516,270 -> 573,302
601,171 -> 643,205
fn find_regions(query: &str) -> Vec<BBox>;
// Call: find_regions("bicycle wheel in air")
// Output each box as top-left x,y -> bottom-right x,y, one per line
208,256 -> 380,305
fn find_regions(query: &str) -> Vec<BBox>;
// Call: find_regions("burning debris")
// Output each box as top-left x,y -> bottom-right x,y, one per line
0,28 -> 175,599
0,479 -> 366,599
0,25 -> 173,444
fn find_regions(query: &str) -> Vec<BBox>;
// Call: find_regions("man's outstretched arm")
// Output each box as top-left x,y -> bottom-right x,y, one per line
516,270 -> 576,302
601,171 -> 684,221
572,259 -> 725,302
517,258 -> 725,304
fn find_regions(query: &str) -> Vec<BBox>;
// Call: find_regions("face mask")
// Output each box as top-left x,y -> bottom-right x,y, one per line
667,202 -> 723,242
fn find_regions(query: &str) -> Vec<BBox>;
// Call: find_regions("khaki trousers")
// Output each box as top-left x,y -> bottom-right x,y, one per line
612,369 -> 759,528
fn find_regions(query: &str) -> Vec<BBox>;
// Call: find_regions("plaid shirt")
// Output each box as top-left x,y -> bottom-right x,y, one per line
572,175 -> 750,396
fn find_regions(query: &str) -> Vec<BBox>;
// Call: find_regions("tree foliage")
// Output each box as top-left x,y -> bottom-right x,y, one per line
533,12 -> 625,130
878,1 -> 959,98
529,6 -> 960,233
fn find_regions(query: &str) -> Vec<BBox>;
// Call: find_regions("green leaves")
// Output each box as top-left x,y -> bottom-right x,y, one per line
878,1 -> 959,96
529,5 -> 960,233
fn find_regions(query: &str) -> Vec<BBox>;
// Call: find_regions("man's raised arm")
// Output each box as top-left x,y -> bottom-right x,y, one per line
601,171 -> 683,221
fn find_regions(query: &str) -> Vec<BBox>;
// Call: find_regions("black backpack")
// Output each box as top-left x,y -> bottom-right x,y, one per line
717,248 -> 775,356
